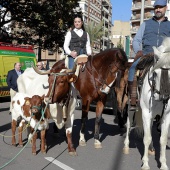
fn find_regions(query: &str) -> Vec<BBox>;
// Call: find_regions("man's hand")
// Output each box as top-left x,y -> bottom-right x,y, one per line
134,50 -> 143,61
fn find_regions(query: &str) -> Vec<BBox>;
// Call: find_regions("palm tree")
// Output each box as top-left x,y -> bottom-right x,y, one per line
84,20 -> 104,50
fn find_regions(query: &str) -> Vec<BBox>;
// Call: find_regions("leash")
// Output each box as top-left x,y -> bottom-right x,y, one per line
0,123 -> 30,138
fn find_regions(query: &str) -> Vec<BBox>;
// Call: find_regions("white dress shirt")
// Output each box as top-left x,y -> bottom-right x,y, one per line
64,28 -> 92,56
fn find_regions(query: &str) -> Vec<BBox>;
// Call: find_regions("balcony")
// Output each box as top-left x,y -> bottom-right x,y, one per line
144,1 -> 154,9
131,13 -> 153,23
132,1 -> 154,11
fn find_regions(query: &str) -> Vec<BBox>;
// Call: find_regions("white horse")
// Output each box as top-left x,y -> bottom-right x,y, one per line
124,37 -> 170,170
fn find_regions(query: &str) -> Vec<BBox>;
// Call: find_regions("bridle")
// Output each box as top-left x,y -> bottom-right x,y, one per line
85,56 -> 120,95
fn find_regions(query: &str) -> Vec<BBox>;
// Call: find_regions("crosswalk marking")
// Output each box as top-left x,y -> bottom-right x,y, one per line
45,157 -> 75,170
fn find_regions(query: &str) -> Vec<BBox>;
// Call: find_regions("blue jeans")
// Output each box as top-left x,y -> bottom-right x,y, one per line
128,58 -> 141,82
68,49 -> 84,69
68,56 -> 75,69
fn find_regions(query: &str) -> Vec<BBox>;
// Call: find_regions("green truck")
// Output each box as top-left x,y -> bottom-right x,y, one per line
0,42 -> 36,98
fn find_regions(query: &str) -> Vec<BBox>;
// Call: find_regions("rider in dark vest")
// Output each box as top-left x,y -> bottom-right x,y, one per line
64,15 -> 92,69
69,30 -> 87,55
128,0 -> 170,110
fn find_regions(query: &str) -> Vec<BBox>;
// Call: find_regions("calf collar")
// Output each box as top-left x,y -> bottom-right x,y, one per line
31,106 -> 45,120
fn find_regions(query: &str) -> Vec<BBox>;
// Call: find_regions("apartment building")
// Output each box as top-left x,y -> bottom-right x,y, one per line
111,21 -> 131,49
101,0 -> 112,50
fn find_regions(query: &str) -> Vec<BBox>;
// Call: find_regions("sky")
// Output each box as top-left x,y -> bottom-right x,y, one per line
110,0 -> 132,24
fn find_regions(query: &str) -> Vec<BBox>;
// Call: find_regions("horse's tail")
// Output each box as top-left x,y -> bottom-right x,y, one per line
134,107 -> 143,138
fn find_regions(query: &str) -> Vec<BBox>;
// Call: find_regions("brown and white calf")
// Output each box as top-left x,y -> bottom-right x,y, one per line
11,93 -> 50,155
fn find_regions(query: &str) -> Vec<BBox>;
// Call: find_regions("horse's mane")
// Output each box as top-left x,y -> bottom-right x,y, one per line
152,52 -> 170,72
152,37 -> 170,71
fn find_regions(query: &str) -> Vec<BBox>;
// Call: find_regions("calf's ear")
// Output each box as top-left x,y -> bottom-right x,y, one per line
24,97 -> 31,105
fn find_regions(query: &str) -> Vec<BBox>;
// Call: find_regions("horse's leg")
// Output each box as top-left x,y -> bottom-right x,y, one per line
79,109 -> 88,146
141,109 -> 152,170
148,119 -> 155,156
123,108 -> 135,154
93,101 -> 104,149
114,86 -> 125,128
159,112 -> 170,170
123,111 -> 130,154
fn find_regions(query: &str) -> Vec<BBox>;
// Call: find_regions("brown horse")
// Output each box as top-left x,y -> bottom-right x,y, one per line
34,48 -> 128,155
114,62 -> 133,129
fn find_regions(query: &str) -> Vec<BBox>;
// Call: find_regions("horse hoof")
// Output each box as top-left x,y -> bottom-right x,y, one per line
69,151 -> 77,156
148,150 -> 155,156
94,143 -> 102,149
123,147 -> 129,154
79,140 -> 86,146
94,139 -> 102,149
160,165 -> 169,170
41,151 -> 46,154
141,165 -> 150,170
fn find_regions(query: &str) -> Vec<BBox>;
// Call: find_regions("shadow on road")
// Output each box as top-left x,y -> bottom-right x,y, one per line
0,122 -> 11,133
0,107 -> 9,112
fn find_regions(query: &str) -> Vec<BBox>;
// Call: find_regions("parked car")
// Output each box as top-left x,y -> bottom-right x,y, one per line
75,88 -> 117,115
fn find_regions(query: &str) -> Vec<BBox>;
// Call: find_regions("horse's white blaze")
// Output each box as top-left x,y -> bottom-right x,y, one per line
100,73 -> 117,94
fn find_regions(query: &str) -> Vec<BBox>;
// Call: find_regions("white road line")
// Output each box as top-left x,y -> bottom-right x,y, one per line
45,157 -> 75,170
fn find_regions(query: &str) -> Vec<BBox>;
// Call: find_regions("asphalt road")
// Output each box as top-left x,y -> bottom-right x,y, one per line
0,101 -> 170,170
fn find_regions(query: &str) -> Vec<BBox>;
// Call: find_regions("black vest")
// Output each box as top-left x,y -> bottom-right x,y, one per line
69,30 -> 87,55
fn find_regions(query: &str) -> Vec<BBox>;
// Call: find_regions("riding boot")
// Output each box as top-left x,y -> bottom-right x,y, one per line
128,80 -> 137,111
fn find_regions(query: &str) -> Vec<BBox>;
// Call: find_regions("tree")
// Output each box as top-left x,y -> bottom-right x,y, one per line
84,20 -> 104,48
0,0 -> 80,50
117,36 -> 124,49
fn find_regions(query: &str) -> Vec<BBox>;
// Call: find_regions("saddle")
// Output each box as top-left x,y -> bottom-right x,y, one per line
130,54 -> 155,107
72,54 -> 88,76
136,53 -> 155,87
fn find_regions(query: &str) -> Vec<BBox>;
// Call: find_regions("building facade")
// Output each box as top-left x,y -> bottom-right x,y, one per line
111,21 -> 131,49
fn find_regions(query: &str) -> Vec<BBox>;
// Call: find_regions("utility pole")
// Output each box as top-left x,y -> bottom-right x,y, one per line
140,0 -> 145,24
